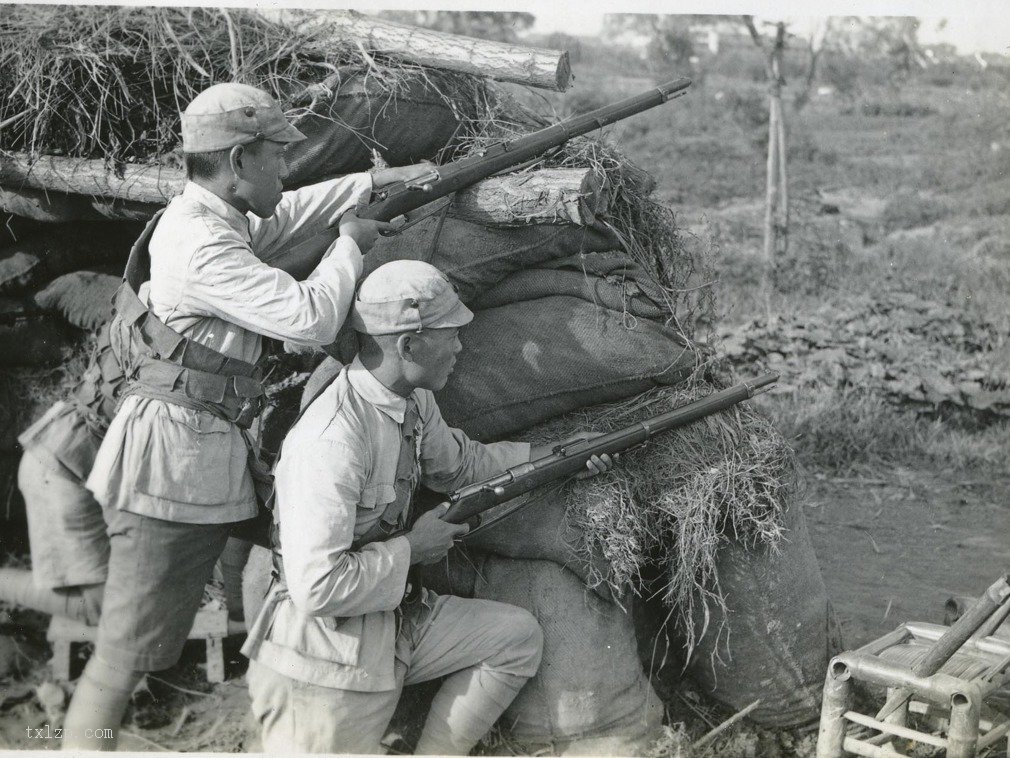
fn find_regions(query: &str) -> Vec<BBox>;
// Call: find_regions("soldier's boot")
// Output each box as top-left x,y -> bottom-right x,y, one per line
62,656 -> 143,751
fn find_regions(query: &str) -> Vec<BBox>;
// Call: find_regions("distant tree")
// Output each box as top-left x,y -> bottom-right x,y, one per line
793,18 -> 831,111
544,32 -> 583,63
602,14 -> 718,70
378,11 -> 534,44
829,17 -> 930,74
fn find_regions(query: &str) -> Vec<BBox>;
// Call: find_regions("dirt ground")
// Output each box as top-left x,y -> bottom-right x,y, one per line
2,466 -> 1008,755
806,470 -> 1010,647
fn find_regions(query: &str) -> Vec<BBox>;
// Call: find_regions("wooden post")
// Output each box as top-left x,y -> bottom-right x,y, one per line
744,18 -> 790,278
323,11 -> 572,91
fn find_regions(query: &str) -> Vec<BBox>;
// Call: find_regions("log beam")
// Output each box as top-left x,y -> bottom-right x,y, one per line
0,153 -> 184,206
324,11 -> 572,92
1,154 -> 612,227
448,167 -> 611,226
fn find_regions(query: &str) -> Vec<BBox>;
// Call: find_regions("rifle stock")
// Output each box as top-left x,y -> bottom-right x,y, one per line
442,372 -> 779,525
359,77 -> 692,224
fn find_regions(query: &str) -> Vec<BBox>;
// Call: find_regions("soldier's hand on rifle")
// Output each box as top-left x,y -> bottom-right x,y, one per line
404,502 -> 469,565
338,212 -> 397,253
530,432 -> 618,480
370,161 -> 438,191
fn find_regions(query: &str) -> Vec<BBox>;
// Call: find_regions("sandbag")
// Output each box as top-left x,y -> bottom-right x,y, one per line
469,251 -> 668,319
284,70 -> 463,186
365,215 -> 621,303
473,555 -> 663,752
685,496 -> 842,727
268,212 -> 620,301
0,222 -> 138,296
459,494 -> 614,603
33,271 -> 120,330
0,298 -> 71,366
435,295 -> 695,440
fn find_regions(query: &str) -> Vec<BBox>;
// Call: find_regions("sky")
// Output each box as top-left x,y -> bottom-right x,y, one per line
282,0 -> 1010,55
7,0 -> 1009,55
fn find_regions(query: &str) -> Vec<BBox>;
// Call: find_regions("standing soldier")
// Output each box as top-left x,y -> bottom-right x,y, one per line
61,82 -> 431,750
241,260 -> 614,753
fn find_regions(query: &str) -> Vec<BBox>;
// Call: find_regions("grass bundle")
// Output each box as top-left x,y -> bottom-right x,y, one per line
520,372 -> 797,651
0,6 -> 488,164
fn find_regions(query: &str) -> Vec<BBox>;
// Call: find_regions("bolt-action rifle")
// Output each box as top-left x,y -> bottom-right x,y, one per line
358,77 -> 692,229
440,372 -> 778,530
348,373 -> 779,553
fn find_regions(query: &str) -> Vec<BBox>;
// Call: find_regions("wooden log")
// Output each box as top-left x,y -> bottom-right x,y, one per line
449,167 -> 611,226
2,154 -> 612,227
324,11 -> 572,92
0,153 -> 185,206
0,184 -> 159,223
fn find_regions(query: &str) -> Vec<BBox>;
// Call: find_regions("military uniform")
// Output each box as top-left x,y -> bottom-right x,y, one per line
16,326 -> 123,609
243,261 -> 544,754
84,83 -> 372,673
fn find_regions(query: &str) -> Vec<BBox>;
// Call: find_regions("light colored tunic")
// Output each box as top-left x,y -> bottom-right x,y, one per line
87,176 -> 371,524
241,357 -> 531,692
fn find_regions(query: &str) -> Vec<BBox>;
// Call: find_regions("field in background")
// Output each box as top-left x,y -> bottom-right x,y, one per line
546,38 -> 1010,474
547,36 -> 1010,652
536,31 -> 1010,757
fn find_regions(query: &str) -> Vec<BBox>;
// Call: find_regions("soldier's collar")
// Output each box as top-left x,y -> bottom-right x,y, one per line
346,356 -> 413,424
182,182 -> 252,243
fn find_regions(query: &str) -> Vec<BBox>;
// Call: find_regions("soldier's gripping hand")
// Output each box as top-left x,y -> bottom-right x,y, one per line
370,161 -> 438,190
338,212 -> 398,254
404,503 -> 469,565
530,432 -> 618,480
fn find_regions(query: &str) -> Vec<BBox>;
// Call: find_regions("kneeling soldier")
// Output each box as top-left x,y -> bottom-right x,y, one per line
242,260 -> 614,754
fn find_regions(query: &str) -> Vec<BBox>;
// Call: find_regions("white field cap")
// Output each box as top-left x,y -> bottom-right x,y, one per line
350,260 -> 473,335
180,82 -> 306,153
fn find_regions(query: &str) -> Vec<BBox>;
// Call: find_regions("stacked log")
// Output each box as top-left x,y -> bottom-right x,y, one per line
0,154 -> 609,227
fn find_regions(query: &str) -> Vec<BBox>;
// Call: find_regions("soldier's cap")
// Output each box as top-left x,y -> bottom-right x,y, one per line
350,260 -> 473,336
180,82 -> 306,153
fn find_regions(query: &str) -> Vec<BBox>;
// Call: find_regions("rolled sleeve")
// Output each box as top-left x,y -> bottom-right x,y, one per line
417,392 -> 531,493
182,231 -> 362,347
276,439 -> 411,618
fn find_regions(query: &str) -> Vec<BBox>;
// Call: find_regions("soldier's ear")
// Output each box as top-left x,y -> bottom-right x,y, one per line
396,333 -> 414,362
228,144 -> 246,177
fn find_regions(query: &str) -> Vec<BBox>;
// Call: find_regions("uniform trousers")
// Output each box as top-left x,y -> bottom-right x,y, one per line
247,592 -> 543,754
19,447 -> 109,593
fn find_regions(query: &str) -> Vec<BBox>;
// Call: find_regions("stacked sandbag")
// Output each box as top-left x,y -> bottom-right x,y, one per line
423,554 -> 663,755
284,68 -> 469,186
683,495 -> 843,727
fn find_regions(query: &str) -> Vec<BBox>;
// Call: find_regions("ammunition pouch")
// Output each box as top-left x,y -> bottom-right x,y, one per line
113,283 -> 267,430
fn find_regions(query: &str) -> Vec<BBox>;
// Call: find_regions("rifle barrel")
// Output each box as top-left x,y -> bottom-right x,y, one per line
361,78 -> 691,222
442,372 -> 778,524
